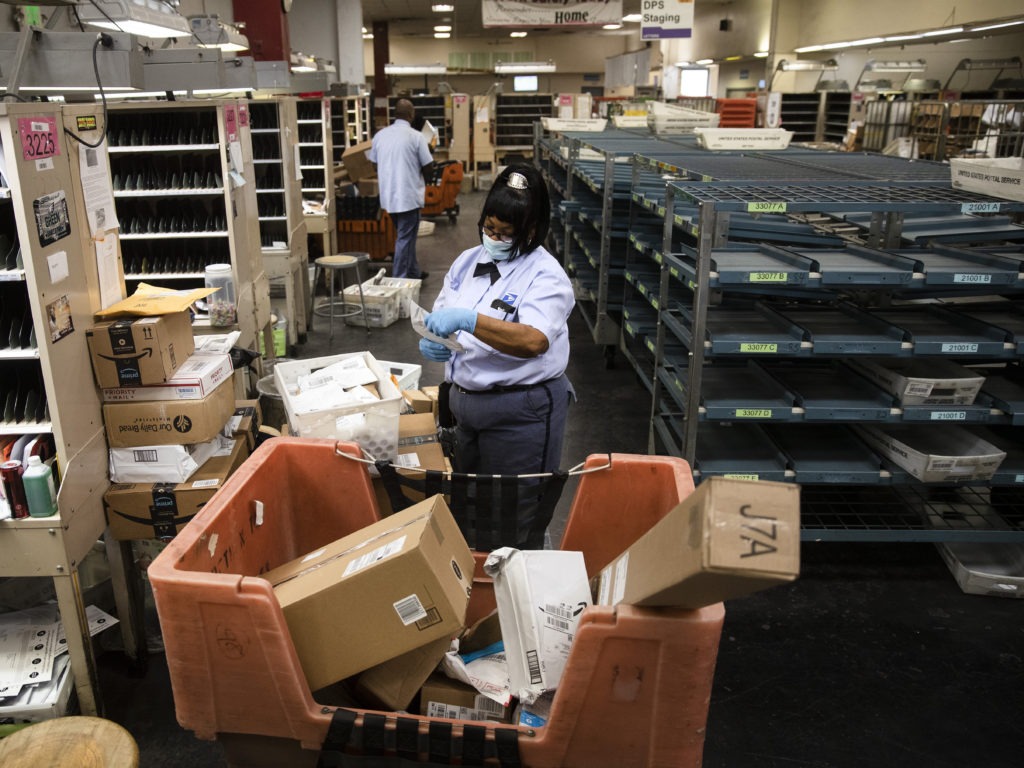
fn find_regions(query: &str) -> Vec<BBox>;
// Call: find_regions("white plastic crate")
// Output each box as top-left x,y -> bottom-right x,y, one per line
647,101 -> 720,134
274,352 -> 402,460
949,157 -> 1024,202
695,127 -> 794,151
368,276 -> 422,319
343,284 -> 402,328
376,359 -> 422,391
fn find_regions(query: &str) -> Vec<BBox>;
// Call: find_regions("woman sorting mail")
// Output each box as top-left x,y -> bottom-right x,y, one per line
418,164 -> 575,547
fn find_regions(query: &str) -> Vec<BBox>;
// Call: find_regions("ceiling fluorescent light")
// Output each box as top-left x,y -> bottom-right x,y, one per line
793,44 -> 824,53
494,61 -> 556,74
76,0 -> 191,40
972,20 -> 1024,32
510,31 -> 527,37
384,63 -> 447,75
753,51 -> 769,58
695,58 -> 714,65
603,23 -> 622,30
922,26 -> 964,36
849,37 -> 884,46
432,4 -> 454,11
884,34 -> 923,41
434,25 -> 451,32
189,16 -> 249,52
623,13 -> 642,23
434,32 -> 450,39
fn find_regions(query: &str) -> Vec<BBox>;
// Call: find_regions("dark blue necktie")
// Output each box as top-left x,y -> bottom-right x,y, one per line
474,261 -> 500,285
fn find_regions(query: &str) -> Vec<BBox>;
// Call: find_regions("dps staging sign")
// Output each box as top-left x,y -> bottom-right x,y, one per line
641,0 -> 695,40
483,0 -> 623,27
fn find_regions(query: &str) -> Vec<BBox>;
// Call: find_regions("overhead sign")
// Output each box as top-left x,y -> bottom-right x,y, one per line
641,0 -> 695,40
483,0 -> 623,28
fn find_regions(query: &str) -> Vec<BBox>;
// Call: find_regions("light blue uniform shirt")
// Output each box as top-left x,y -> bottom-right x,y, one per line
433,243 -> 575,391
366,119 -> 433,214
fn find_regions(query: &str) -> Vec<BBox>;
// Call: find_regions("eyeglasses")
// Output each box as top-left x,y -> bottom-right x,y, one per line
482,224 -> 515,244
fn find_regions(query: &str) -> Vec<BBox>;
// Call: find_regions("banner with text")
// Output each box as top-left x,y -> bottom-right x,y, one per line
483,0 -> 623,28
641,0 -> 694,40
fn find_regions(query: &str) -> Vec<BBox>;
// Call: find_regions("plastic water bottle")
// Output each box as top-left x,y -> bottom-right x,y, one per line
22,456 -> 58,518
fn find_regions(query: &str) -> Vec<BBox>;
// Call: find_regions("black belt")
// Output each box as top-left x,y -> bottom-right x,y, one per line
453,379 -> 553,395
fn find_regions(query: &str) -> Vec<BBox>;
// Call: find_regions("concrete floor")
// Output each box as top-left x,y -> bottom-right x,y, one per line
95,188 -> 1024,767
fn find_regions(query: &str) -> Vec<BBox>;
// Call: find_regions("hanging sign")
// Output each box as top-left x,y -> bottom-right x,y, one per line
224,104 -> 238,142
17,117 -> 60,162
482,0 -> 622,28
641,0 -> 695,40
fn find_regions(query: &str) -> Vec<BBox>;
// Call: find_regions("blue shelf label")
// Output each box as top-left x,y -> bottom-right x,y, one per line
961,202 -> 1001,214
953,273 -> 992,284
930,411 -> 967,421
940,343 -> 979,353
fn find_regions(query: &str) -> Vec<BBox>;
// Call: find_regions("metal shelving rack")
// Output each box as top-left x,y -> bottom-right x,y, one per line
387,95 -> 447,155
107,100 -> 269,350
330,94 -> 371,162
296,98 -> 336,259
645,176 -> 1024,542
249,97 -> 309,349
495,94 -> 553,159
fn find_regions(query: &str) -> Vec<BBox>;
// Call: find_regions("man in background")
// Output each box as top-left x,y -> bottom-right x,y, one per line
368,99 -> 434,279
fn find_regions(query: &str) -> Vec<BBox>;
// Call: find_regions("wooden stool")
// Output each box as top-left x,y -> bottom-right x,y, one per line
0,716 -> 139,768
311,253 -> 370,340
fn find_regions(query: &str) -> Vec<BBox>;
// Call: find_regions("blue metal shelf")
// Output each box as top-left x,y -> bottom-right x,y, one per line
765,424 -> 887,484
692,423 -> 792,482
763,363 -> 895,421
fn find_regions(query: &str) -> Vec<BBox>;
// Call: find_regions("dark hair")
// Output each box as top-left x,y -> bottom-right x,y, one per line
477,164 -> 550,260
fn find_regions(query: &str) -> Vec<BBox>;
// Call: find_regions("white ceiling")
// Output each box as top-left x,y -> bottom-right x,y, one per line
357,0 -> 646,38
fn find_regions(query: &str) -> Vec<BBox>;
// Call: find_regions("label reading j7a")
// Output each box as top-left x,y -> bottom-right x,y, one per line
736,409 -> 772,418
750,272 -> 788,283
953,273 -> 991,284
739,342 -> 778,353
941,343 -> 979,353
747,202 -> 787,214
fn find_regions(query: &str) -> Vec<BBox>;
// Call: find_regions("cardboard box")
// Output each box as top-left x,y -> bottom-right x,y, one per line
108,434 -> 234,483
104,436 -> 248,540
848,359 -> 984,405
226,399 -> 262,451
87,311 -> 194,388
357,177 -> 380,197
855,424 -> 1006,483
595,477 -> 800,609
354,635 -> 452,710
342,140 -> 375,182
373,414 -> 447,514
403,389 -> 434,415
263,495 -> 474,691
101,352 -> 233,402
103,377 -> 236,448
483,549 -> 591,704
420,673 -> 514,723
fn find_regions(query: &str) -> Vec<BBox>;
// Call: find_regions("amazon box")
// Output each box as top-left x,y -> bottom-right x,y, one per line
342,140 -> 375,182
87,311 -> 194,388
595,477 -> 800,609
103,436 -> 248,540
103,377 -> 235,448
263,495 -> 474,691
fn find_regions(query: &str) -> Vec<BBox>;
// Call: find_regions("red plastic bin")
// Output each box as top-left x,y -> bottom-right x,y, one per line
149,439 -> 725,767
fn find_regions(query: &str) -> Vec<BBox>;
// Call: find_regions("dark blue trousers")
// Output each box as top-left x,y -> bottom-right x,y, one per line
390,209 -> 422,278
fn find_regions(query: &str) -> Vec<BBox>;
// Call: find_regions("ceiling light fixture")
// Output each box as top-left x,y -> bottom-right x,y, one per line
622,13 -> 642,23
753,51 -> 769,58
695,58 -> 714,65
494,60 -> 556,74
973,19 -> 1024,32
76,0 -> 191,40
883,34 -> 924,41
384,63 -> 447,75
510,31 -> 527,38
188,15 -> 249,52
434,25 -> 451,32
603,23 -> 621,30
922,26 -> 964,36
431,4 -> 455,11
434,32 -> 450,39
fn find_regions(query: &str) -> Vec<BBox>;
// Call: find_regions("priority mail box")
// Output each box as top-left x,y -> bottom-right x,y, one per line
103,436 -> 248,540
103,377 -> 235,448
595,477 -> 801,609
483,549 -> 591,704
87,311 -> 194,388
848,359 -> 984,405
263,495 -> 474,691
855,424 -> 1006,483
101,352 -> 233,402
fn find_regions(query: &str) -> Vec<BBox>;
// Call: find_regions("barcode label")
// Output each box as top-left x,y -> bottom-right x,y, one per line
132,449 -> 158,462
343,536 -> 406,577
544,603 -> 573,620
526,650 -> 542,684
545,615 -> 571,633
395,452 -> 421,468
906,382 -> 933,396
393,594 -> 427,626
191,479 -> 220,489
474,695 -> 507,717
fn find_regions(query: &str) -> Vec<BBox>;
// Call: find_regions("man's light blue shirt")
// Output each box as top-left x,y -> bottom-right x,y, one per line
366,119 -> 433,214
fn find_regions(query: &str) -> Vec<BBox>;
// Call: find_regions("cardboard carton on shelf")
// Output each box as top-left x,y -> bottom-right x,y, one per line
103,436 -> 249,540
595,476 -> 801,609
100,352 -> 233,402
102,377 -> 236,449
847,359 -> 984,406
855,424 -> 1006,483
263,495 -> 474,692
87,311 -> 194,389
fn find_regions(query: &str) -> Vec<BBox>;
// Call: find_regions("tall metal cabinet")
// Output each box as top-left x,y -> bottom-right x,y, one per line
0,102 -> 116,716
106,99 -> 269,350
249,97 -> 308,348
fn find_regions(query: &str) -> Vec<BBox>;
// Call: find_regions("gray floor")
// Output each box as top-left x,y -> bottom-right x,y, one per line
96,189 -> 1024,767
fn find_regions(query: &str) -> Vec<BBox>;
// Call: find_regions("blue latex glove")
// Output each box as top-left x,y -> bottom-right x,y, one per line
419,338 -> 452,362
425,307 -> 477,337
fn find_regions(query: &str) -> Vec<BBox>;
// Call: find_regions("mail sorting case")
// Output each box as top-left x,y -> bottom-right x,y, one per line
148,439 -> 724,767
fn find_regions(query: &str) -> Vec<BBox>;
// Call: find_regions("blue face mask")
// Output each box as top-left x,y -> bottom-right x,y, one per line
481,230 -> 514,261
